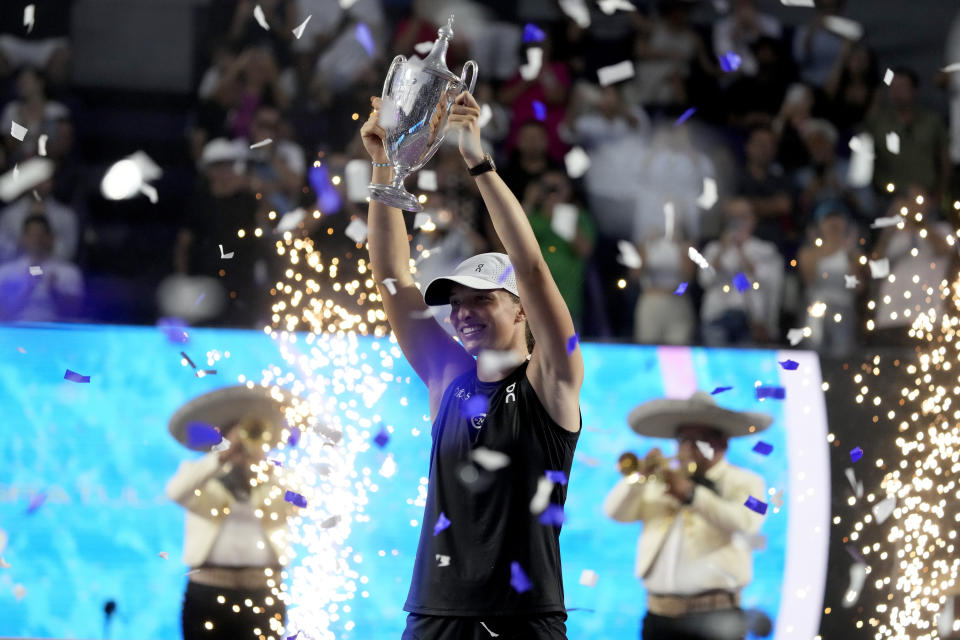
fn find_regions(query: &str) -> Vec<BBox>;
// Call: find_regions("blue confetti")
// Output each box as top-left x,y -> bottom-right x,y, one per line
497,265 -> 514,284
64,369 -> 90,383
566,333 -> 579,355
756,385 -> 786,400
752,441 -> 774,456
545,470 -> 568,485
711,386 -> 733,395
510,561 -> 533,593
157,317 -> 189,344
674,282 -> 688,295
733,271 -> 751,292
284,491 -> 307,508
308,164 -> 342,214
373,425 -> 390,448
288,427 -> 301,448
462,394 -> 489,419
355,22 -> 375,57
26,491 -> 47,514
269,458 -> 283,467
532,100 -> 547,121
719,51 -> 742,72
538,504 -> 566,526
850,447 -> 863,463
186,422 -> 222,448
433,511 -> 451,535
674,107 -> 696,126
779,359 -> 799,370
744,495 -> 768,515
522,23 -> 546,43
287,633 -> 300,640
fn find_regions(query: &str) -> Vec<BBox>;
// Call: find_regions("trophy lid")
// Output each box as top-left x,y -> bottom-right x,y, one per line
420,15 -> 460,83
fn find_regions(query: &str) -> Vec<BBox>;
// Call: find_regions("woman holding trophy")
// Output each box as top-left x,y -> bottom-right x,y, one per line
360,18 -> 583,640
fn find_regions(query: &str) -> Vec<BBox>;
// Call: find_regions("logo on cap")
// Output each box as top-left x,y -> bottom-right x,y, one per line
475,264 -> 484,273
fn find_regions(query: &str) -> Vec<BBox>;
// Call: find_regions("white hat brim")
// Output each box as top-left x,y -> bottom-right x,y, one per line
423,274 -> 510,306
168,386 -> 290,451
627,397 -> 773,439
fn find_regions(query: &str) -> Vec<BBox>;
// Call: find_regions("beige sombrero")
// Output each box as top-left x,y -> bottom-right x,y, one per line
628,390 -> 773,439
168,385 -> 292,451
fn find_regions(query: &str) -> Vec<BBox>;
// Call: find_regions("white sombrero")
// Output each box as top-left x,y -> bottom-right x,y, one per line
168,385 -> 292,451
627,390 -> 773,439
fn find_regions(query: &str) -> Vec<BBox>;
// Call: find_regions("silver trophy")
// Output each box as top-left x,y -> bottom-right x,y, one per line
368,15 -> 477,212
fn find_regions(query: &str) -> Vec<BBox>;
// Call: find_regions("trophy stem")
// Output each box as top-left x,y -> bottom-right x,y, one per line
368,169 -> 423,213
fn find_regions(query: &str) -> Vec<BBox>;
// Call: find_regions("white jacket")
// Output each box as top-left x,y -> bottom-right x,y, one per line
165,453 -> 296,568
603,458 -> 766,591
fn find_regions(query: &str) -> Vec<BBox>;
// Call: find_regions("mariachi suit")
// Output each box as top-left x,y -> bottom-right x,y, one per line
603,458 -> 766,640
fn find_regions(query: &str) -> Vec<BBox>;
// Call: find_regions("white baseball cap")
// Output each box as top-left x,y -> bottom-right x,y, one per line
423,252 -> 519,306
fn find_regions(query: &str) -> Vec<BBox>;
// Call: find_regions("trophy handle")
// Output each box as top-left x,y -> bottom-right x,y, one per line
382,54 -> 406,99
460,60 -> 478,95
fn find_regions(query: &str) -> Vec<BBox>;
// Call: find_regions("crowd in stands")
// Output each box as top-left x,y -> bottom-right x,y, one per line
0,0 -> 958,359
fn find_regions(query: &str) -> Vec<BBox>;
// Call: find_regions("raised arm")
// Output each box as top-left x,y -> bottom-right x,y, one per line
447,91 -> 583,432
360,97 -> 473,417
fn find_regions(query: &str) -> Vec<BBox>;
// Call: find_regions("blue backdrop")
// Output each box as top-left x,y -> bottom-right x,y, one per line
0,324 -> 811,639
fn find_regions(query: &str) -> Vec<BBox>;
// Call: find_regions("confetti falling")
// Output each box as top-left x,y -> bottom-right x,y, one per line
744,496 -> 768,515
755,386 -> 785,400
292,14 -> 312,39
510,561 -> 533,593
545,470 -> 568,485
519,47 -> 543,81
284,491 -> 308,508
23,4 -> 35,33
186,423 -> 222,448
64,369 -> 90,383
711,386 -> 733,395
596,60 -> 635,86
373,425 -> 390,448
579,569 -> 598,587
674,107 -> 696,126
252,4 -> 269,30
849,446 -> 863,463
157,552 -> 169,560
497,265 -> 514,284
778,359 -> 799,370
532,100 -> 547,122
522,23 -> 546,43
674,282 -> 688,295
355,22 -> 375,57
566,334 -> 579,355
538,504 -> 566,526
564,146 -> 590,179
752,441 -> 774,456
250,138 -> 273,149
433,512 -> 451,536
288,427 -> 301,448
732,272 -> 751,293
718,51 -> 742,72
10,121 -> 27,141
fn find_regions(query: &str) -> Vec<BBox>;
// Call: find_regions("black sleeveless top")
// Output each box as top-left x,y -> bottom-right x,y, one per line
403,361 -> 580,615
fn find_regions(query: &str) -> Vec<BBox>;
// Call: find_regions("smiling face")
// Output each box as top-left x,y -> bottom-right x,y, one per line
448,284 -> 527,357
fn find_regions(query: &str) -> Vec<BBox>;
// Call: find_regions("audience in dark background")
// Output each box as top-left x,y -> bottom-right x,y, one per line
0,0 -> 956,360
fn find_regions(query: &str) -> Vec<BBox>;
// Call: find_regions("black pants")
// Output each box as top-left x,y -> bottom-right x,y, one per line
642,609 -> 747,640
182,581 -> 286,640
402,612 -> 568,640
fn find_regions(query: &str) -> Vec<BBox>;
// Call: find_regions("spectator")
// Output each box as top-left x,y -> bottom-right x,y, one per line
226,0 -> 296,59
466,2 -> 523,82
0,1 -> 72,88
699,198 -> 784,346
864,68 -> 950,205
712,0 -> 782,78
0,174 -> 78,263
0,66 -> 72,165
311,0 -> 387,98
772,82 -> 816,172
499,36 -> 572,163
499,119 -> 560,210
795,118 -> 874,223
244,104 -> 306,214
824,42 -> 879,134
724,36 -> 795,130
522,169 -> 596,331
624,0 -> 716,110
735,125 -> 794,254
632,225 -> 696,345
792,0 -> 851,89
871,187 -> 957,340
0,213 -> 83,322
796,201 -> 865,357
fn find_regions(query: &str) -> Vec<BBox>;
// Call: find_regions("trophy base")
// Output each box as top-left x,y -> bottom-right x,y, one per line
368,184 -> 423,213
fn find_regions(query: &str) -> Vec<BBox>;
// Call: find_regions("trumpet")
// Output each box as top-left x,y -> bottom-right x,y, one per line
617,451 -> 697,480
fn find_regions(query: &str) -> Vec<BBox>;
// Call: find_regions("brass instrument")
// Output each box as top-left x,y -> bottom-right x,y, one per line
617,450 -> 697,481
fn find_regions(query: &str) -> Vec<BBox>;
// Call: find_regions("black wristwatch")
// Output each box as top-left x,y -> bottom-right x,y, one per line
468,153 -> 496,176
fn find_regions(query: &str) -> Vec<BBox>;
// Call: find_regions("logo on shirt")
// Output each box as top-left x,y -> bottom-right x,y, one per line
471,413 -> 486,429
505,382 -> 517,404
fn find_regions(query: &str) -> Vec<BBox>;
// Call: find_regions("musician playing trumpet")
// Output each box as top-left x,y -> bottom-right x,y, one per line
603,391 -> 771,640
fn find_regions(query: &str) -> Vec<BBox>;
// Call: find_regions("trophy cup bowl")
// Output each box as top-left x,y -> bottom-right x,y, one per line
368,16 -> 477,212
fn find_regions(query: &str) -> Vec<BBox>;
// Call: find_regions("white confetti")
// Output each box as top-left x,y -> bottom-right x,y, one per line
943,62 -> 960,73
413,212 -> 432,230
28,265 -> 42,276
23,4 -> 35,33
885,131 -> 900,154
36,133 -> 47,157
414,41 -> 434,56
563,146 -> 590,179
321,515 -> 341,528
0,157 -> 52,201
844,274 -> 860,289
292,14 -> 312,39
219,244 -> 234,259
558,0 -> 591,28
842,562 -> 868,607
436,553 -> 451,567
253,4 -> 270,30
210,438 -> 231,452
477,103 -> 493,129
477,349 -> 525,380
786,327 -> 807,346
597,60 -> 635,87
379,454 -> 397,478
550,203 -> 579,242
822,15 -> 863,41
519,47 -> 543,81
275,207 -> 306,233
736,532 -> 767,549
345,218 -> 368,244
472,447 -> 511,471
844,468 -> 863,498
10,121 -> 27,141
480,621 -> 499,637
140,183 -> 158,204
417,170 -> 438,192
579,569 -> 599,587
695,440 -> 714,460
870,216 -> 901,229
345,158 -> 373,202
529,476 -> 554,515
598,0 -> 637,14
780,0 -> 815,6
872,496 -> 896,524
380,278 -> 397,295
883,68 -> 894,85
868,258 -> 889,279
847,133 -> 874,188
32,190 -> 40,201
664,201 -> 675,240
687,246 -> 711,270
771,490 -> 784,508
697,177 -> 718,210
410,308 -> 435,319
377,95 -> 399,129
616,239 -> 642,269
157,551 -> 169,560
249,138 -> 273,149
338,0 -> 360,7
